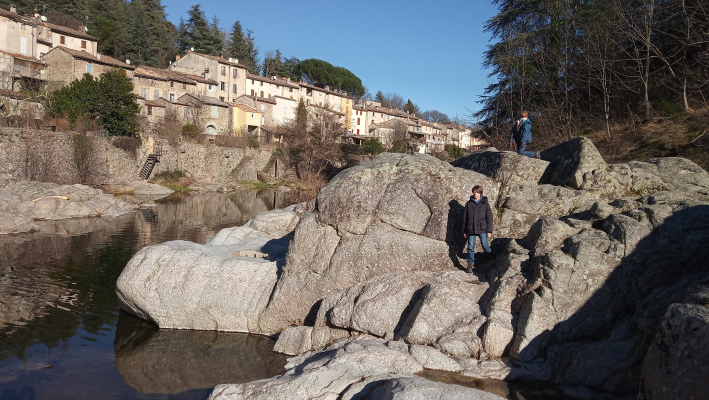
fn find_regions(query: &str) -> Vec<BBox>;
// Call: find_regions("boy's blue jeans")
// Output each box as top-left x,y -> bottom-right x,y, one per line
467,233 -> 491,264
516,142 -> 536,158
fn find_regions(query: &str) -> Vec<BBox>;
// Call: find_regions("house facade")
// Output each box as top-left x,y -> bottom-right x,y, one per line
133,65 -> 197,102
231,102 -> 261,135
175,93 -> 232,135
169,51 -> 247,103
42,46 -> 134,91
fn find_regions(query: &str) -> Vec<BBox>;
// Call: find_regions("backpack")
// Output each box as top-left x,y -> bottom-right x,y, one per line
512,119 -> 526,143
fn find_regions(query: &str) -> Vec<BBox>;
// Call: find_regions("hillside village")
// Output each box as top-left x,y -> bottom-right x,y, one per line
0,5 -> 487,155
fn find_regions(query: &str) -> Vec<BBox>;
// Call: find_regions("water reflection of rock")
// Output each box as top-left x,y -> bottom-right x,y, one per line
114,313 -> 287,394
133,190 -> 291,246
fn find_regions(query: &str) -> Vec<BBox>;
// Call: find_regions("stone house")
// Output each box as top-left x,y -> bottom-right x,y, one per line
39,22 -> 98,58
42,46 -> 134,91
233,94 -> 276,127
169,50 -> 247,103
246,74 -> 299,101
133,64 -> 197,102
0,8 -> 46,90
175,93 -> 232,135
137,97 -> 169,133
231,102 -> 261,135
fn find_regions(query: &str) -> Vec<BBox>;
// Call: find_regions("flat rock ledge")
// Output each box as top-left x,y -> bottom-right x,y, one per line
209,337 -> 507,400
0,181 -> 136,234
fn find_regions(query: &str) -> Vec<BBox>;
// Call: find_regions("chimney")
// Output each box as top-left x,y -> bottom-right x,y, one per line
175,54 -> 181,61
10,5 -> 16,13
79,25 -> 85,32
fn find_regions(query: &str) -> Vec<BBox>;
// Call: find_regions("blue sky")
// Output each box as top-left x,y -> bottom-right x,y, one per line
163,1 -> 500,121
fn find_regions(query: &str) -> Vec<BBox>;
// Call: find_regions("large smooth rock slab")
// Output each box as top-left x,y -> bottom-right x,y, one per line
340,375 -> 507,400
2,181 -> 135,220
209,337 -> 424,400
116,240 -> 278,332
0,211 -> 38,234
451,148 -> 549,187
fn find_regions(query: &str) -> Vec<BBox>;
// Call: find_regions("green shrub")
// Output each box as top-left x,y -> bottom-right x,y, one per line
272,147 -> 284,157
445,144 -> 463,160
181,124 -> 199,138
362,138 -> 383,155
152,170 -> 186,182
112,136 -> 141,158
247,136 -> 260,148
390,139 -> 408,153
656,100 -> 682,120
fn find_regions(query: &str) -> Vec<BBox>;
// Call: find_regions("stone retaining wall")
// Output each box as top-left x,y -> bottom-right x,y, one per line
0,128 -> 279,185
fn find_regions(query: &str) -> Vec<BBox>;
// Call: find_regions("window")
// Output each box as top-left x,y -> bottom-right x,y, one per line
169,93 -> 175,101
261,116 -> 264,124
221,66 -> 226,75
289,87 -> 293,93
81,40 -> 86,49
141,88 -> 147,98
208,84 -> 214,92
233,84 -> 237,93
20,36 -> 27,54
260,91 -> 264,97
154,90 -> 159,99
21,24 -> 26,31
220,82 -> 226,91
87,63 -> 93,73
170,82 -> 174,88
357,118 -> 360,125
260,104 -> 264,111
283,117 -> 288,124
251,113 -> 254,119
184,107 -> 191,117
260,81 -> 263,86
284,107 -> 288,114
147,106 -> 153,116
60,36 -> 66,44
250,89 -> 255,96
182,83 -> 186,89
251,79 -> 254,84
212,106 -> 218,117
357,129 -> 360,135
219,96 -> 224,101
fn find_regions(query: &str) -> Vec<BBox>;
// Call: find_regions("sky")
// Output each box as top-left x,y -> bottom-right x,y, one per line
163,0 -> 500,122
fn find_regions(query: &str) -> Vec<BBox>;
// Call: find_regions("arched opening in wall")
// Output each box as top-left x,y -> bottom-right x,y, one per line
206,125 -> 217,135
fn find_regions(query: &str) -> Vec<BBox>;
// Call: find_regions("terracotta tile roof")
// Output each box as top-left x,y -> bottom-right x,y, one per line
177,93 -> 230,108
143,99 -> 168,108
44,22 -> 98,41
0,8 -> 37,24
231,103 -> 259,113
247,73 -> 300,88
244,95 -> 277,105
46,46 -> 135,70
181,73 -> 217,85
134,65 -> 196,85
185,51 -> 247,69
0,49 -> 44,64
299,82 -> 354,99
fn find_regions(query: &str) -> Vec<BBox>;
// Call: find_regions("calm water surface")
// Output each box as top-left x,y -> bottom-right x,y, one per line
0,190 -> 290,400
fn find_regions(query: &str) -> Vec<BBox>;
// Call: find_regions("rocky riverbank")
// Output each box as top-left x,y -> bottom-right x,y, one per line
116,138 -> 709,399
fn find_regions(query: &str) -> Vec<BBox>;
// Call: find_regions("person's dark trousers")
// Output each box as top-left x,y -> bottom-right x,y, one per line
467,233 -> 491,264
516,142 -> 535,158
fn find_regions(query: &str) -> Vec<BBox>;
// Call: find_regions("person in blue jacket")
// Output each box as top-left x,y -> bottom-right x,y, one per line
509,110 -> 539,158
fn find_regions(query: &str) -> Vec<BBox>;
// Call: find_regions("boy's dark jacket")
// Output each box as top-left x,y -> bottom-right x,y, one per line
462,196 -> 493,235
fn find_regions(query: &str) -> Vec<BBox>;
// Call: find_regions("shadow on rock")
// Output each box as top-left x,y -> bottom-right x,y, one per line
113,312 -> 287,394
513,205 -> 709,396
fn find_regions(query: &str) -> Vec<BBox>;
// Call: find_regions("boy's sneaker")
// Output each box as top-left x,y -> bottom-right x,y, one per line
534,151 -> 540,159
466,261 -> 474,273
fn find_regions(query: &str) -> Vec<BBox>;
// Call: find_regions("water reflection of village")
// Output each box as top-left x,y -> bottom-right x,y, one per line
0,189 -> 290,395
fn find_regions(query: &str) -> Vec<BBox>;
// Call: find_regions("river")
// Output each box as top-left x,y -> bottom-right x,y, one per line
0,190 -> 566,400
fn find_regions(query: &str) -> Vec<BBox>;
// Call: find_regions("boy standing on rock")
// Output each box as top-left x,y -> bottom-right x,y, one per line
462,185 -> 493,273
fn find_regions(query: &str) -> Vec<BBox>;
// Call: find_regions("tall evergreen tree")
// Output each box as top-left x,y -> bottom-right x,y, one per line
184,4 -> 212,54
226,21 -> 259,74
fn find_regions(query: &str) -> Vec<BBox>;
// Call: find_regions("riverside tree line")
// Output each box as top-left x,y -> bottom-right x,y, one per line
476,0 -> 708,142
